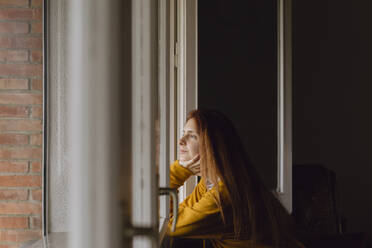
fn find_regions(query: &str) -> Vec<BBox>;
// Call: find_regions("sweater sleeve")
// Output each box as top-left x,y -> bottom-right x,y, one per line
167,177 -> 229,239
168,160 -> 195,219
170,160 -> 194,189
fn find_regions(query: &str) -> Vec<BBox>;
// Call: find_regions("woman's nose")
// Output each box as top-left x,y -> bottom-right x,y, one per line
179,135 -> 186,145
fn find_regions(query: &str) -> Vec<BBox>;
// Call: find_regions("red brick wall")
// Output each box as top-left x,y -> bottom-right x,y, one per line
0,0 -> 43,247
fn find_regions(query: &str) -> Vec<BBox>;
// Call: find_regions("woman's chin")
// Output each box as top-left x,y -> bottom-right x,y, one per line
179,154 -> 191,162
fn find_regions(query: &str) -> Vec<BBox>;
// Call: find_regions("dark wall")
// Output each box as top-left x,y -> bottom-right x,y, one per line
199,0 -> 372,245
293,0 -> 372,245
198,0 -> 278,189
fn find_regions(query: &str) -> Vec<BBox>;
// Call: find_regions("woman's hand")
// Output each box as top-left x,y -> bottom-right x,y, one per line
179,155 -> 200,176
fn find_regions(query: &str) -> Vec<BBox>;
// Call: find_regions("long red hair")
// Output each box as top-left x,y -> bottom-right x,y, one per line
187,109 -> 294,246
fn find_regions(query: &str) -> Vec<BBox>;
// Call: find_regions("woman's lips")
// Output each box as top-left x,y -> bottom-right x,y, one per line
180,149 -> 188,153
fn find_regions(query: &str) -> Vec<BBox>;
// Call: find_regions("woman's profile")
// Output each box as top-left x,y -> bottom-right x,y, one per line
166,109 -> 305,248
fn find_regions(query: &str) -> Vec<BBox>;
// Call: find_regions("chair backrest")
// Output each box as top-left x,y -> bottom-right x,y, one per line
292,164 -> 342,239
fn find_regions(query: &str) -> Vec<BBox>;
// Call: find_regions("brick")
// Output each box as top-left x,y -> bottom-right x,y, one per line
31,216 -> 41,229
31,0 -> 42,7
0,0 -> 29,7
0,93 -> 42,104
0,189 -> 28,200
0,119 -> 42,131
0,202 -> 41,215
0,106 -> 28,118
0,161 -> 28,173
0,9 -> 34,20
30,161 -> 41,173
0,229 -> 42,242
0,22 -> 29,34
30,79 -> 42,91
0,134 -> 28,145
30,50 -> 42,63
30,106 -> 42,118
31,189 -> 41,201
0,244 -> 19,248
0,175 -> 41,187
0,243 -> 19,248
0,217 -> 28,229
0,50 -> 28,62
0,37 -> 42,49
0,147 -> 42,159
31,22 -> 41,34
0,2 -> 44,247
0,79 -> 28,90
29,133 -> 41,146
33,8 -> 42,21
0,64 -> 42,77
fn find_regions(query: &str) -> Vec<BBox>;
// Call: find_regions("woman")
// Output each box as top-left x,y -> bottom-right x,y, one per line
167,109 -> 304,248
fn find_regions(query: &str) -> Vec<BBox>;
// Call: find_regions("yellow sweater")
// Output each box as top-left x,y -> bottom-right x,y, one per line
167,161 -> 305,248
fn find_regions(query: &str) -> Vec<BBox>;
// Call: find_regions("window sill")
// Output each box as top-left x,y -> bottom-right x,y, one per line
20,220 -> 168,248
21,232 -> 68,248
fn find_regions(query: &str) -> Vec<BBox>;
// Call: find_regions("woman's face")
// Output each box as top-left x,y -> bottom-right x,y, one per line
179,118 -> 200,162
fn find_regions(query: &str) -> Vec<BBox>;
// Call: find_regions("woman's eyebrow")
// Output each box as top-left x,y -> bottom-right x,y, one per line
183,129 -> 197,134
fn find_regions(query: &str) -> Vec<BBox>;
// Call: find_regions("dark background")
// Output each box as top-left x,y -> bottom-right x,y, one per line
198,0 -> 372,246
198,0 -> 278,190
292,0 -> 372,246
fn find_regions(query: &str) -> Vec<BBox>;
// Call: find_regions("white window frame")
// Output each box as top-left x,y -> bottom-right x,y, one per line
131,0 -> 159,248
176,0 -> 199,203
158,1 -> 176,242
158,0 -> 199,234
158,0 -> 171,226
158,0 -> 198,216
45,0 -> 71,235
38,0 -> 133,248
68,0 -> 127,247
172,0 -> 293,212
277,0 -> 293,212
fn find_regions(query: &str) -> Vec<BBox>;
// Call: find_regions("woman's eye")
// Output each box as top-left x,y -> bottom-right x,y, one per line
191,135 -> 197,139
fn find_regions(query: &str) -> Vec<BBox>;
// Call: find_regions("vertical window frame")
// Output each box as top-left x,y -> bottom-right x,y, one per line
277,0 -> 293,212
176,0 -> 198,203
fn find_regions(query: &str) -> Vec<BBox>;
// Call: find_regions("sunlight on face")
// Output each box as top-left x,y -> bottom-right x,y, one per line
179,118 -> 200,162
